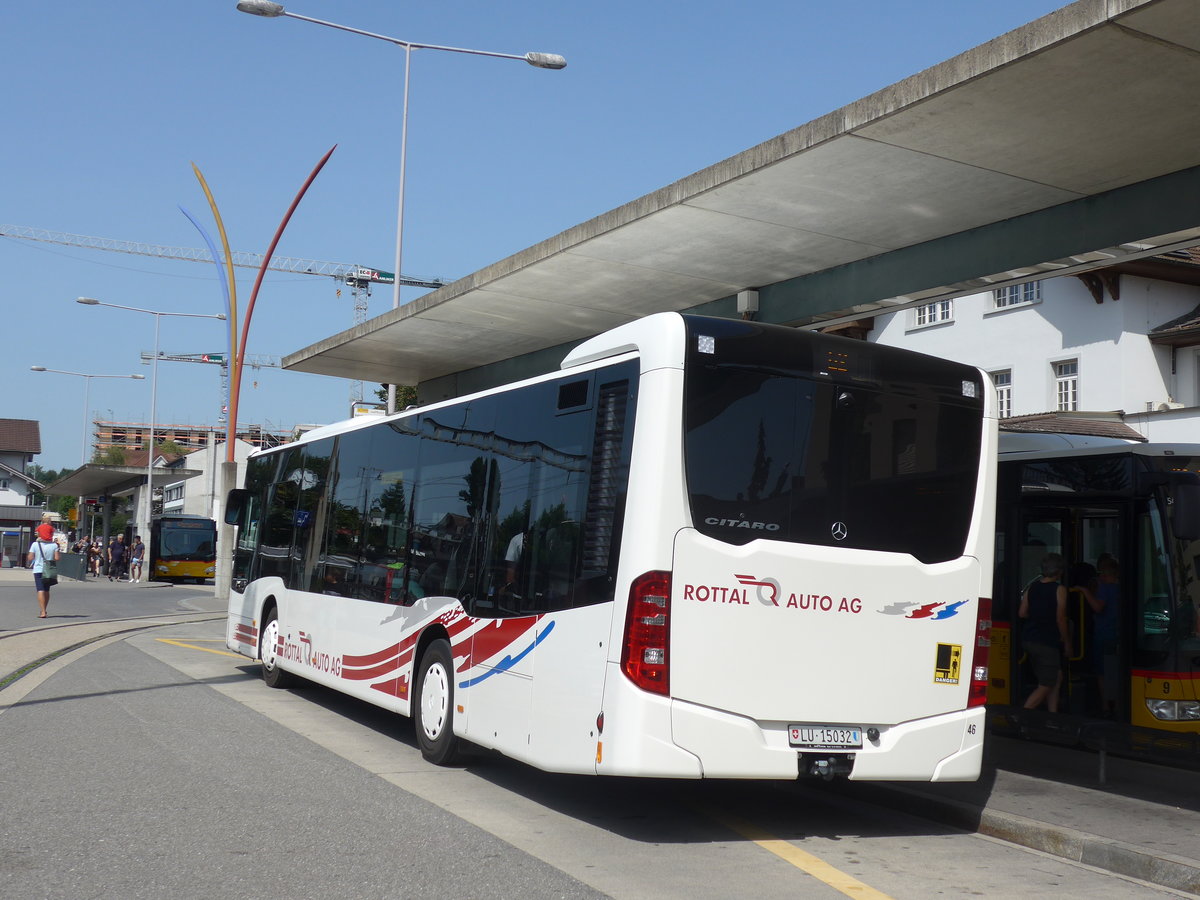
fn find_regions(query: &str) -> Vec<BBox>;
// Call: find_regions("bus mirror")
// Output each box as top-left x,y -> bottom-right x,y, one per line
225,488 -> 249,526
1171,481 -> 1200,541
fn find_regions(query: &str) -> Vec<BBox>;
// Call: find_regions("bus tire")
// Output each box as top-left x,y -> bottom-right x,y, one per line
415,639 -> 460,766
260,608 -> 297,689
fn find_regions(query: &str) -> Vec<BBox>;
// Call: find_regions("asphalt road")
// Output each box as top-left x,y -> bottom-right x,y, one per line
0,569 -> 224,632
0,582 -> 1192,899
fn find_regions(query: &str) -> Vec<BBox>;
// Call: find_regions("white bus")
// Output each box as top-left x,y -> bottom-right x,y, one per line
225,312 -> 997,781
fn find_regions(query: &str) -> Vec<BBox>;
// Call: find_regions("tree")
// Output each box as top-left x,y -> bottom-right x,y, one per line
95,447 -> 127,466
25,465 -> 62,508
27,464 -> 60,488
155,439 -> 186,459
374,383 -> 418,409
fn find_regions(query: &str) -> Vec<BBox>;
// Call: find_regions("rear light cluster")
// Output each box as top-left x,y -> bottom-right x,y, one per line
968,597 -> 992,708
1145,698 -> 1200,721
621,571 -> 671,695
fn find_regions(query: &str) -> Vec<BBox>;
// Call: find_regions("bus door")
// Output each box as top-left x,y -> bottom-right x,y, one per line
1130,492 -> 1200,730
1013,504 -> 1126,717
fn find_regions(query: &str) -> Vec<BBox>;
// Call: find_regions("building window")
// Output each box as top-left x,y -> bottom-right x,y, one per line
0,478 -> 9,490
913,299 -> 953,328
994,281 -> 1041,309
991,370 -> 1012,419
1055,360 -> 1079,411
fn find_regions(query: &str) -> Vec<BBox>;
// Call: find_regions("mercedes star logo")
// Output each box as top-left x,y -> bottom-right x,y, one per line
831,521 -> 848,541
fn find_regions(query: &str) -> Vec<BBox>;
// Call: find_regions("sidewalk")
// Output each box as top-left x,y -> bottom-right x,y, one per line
840,734 -> 1200,894
1,581 -> 1197,895
0,562 -> 174,587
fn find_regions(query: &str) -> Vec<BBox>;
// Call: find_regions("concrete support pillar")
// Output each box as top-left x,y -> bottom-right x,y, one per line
101,498 -> 112,544
214,460 -> 238,604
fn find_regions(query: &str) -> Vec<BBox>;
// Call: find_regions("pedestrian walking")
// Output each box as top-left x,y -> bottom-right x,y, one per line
108,533 -> 127,582
28,523 -> 61,618
1019,552 -> 1072,712
129,536 -> 145,583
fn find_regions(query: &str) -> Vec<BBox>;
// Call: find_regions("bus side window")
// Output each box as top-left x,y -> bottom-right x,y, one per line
412,399 -> 497,607
258,448 -> 301,585
231,493 -> 260,586
367,420 -> 419,605
319,430 -> 370,599
1135,498 -> 1172,660
293,439 -> 334,594
234,455 -> 278,586
480,371 -> 634,617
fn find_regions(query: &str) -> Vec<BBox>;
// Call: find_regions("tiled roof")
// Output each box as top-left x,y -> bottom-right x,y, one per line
1149,302 -> 1200,343
0,419 -> 41,454
1155,247 -> 1200,268
999,412 -> 1147,442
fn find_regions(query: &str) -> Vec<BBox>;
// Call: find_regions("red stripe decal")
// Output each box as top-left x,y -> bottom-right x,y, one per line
370,676 -> 410,700
454,616 -> 540,673
342,632 -> 421,681
1131,669 -> 1200,681
343,642 -> 403,668
343,646 -> 418,682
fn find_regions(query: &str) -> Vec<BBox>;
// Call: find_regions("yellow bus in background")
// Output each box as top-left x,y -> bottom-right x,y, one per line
150,514 -> 216,583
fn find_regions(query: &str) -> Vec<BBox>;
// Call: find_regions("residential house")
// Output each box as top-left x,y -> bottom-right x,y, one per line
0,418 -> 44,566
869,251 -> 1200,442
160,438 -> 257,521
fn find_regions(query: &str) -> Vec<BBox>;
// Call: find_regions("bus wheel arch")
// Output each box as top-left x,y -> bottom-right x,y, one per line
413,632 -> 461,766
259,601 -> 298,689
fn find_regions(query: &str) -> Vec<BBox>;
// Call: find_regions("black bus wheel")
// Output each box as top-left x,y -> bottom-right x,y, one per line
259,608 -> 297,689
414,639 -> 461,766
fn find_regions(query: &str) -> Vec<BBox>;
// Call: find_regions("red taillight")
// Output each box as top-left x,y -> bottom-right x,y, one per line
968,597 -> 992,708
621,571 -> 671,695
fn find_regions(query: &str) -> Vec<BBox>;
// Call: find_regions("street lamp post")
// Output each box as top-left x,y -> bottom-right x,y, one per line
76,298 -> 226,540
29,367 -> 145,466
30,366 -> 146,540
236,0 -> 566,413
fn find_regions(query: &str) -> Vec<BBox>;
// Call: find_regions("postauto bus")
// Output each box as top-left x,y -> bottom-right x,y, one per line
150,514 -> 217,583
989,431 -> 1200,763
224,313 -> 997,781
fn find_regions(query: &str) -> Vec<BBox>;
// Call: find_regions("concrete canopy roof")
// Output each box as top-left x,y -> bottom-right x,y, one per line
44,465 -> 202,499
285,0 -> 1200,389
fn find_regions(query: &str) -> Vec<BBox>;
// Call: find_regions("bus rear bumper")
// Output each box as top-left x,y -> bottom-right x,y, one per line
670,701 -> 986,781
851,707 -> 986,782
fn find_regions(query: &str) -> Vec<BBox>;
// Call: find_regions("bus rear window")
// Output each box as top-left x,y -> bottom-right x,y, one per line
682,318 -> 983,564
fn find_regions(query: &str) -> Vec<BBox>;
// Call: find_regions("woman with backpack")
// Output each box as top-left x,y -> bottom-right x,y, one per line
27,523 -> 61,618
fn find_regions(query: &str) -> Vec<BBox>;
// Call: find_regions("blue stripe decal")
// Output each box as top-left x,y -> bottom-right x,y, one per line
458,619 -> 556,689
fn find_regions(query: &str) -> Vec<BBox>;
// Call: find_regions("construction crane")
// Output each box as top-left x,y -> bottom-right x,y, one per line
139,351 -> 282,425
1,224 -> 450,401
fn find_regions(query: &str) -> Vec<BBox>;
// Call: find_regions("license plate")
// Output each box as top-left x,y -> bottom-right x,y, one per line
788,724 -> 863,749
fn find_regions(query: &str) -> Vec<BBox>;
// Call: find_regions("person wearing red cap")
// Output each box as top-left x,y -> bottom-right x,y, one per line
27,523 -> 61,618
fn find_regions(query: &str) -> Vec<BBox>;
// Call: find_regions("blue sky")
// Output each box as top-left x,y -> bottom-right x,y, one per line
4,0 -> 1066,473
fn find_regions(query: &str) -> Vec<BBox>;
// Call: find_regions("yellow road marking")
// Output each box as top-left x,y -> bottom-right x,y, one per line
155,638 -> 243,659
701,807 -> 894,899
